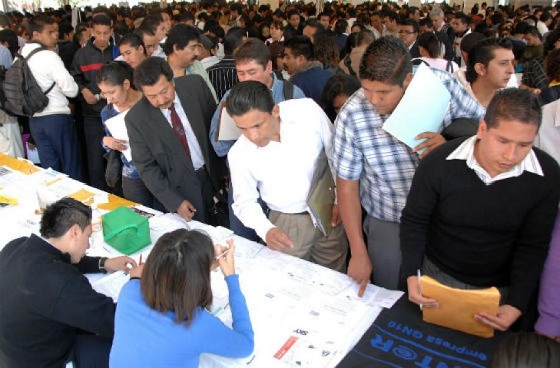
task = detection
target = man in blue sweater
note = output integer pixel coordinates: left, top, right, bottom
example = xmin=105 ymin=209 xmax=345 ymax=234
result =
xmin=401 ymin=88 xmax=560 ymax=332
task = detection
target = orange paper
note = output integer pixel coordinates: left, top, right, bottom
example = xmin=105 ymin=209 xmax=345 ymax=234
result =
xmin=420 ymin=275 xmax=500 ymax=338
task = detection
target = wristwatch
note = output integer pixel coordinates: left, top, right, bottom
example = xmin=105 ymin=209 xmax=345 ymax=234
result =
xmin=98 ymin=257 xmax=108 ymax=272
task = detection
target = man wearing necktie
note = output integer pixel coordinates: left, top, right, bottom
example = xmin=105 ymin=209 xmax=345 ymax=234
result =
xmin=125 ymin=57 xmax=220 ymax=223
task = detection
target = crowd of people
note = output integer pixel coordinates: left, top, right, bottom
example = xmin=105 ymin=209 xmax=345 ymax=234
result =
xmin=1 ymin=0 xmax=560 ymax=367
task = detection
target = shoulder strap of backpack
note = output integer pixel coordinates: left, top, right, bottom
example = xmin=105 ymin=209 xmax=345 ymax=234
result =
xmin=21 ymin=46 xmax=56 ymax=94
xmin=282 ymin=79 xmax=294 ymax=100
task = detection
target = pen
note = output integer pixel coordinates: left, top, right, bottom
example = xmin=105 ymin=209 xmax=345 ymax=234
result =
xmin=139 ymin=255 xmax=143 ymax=265
xmin=417 ymin=269 xmax=423 ymax=311
xmin=215 ymin=248 xmax=230 ymax=260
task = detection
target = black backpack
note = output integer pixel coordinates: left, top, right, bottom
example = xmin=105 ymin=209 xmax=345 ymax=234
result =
xmin=2 ymin=46 xmax=55 ymax=117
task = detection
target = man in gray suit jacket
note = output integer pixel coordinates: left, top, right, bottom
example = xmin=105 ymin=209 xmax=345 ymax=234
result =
xmin=126 ymin=57 xmax=219 ymax=223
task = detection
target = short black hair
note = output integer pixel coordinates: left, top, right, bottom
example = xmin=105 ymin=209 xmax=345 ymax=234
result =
xmin=466 ymin=37 xmax=513 ymax=83
xmin=226 ymin=80 xmax=275 ymax=117
xmin=40 ymin=198 xmax=92 ymax=239
xmin=28 ymin=14 xmax=55 ymax=36
xmin=360 ymin=36 xmax=412 ymax=85
xmin=134 ymin=57 xmax=173 ymax=88
xmin=97 ymin=60 xmax=135 ymax=89
xmin=485 ymin=88 xmax=541 ymax=130
xmin=92 ymin=13 xmax=112 ymax=27
xmin=163 ymin=24 xmax=199 ymax=56
xmin=284 ymin=35 xmax=314 ymax=61
xmin=118 ymin=32 xmax=146 ymax=53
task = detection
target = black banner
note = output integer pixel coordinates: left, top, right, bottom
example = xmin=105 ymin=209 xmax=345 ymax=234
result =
xmin=338 ymin=296 xmax=509 ymax=368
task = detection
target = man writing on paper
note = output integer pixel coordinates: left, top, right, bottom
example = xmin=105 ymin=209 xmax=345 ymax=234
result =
xmin=226 ymin=81 xmax=348 ymax=272
xmin=401 ymin=88 xmax=560 ymax=331
xmin=0 ymin=198 xmax=136 ymax=367
xmin=333 ymin=36 xmax=484 ymax=294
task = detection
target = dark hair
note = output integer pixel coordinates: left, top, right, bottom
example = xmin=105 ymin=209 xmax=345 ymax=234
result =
xmin=466 ymin=37 xmax=513 ymax=83
xmin=490 ymin=332 xmax=560 ymax=368
xmin=418 ymin=17 xmax=434 ymax=29
xmin=0 ymin=29 xmax=18 ymax=58
xmin=92 ymin=13 xmax=112 ymax=27
xmin=270 ymin=20 xmax=284 ymax=31
xmin=224 ymin=26 xmax=247 ymax=55
xmin=334 ymin=19 xmax=348 ymax=35
xmin=139 ymin=13 xmax=163 ymax=34
xmin=524 ymin=25 xmax=543 ymax=41
xmin=134 ymin=57 xmax=173 ymax=88
xmin=284 ymin=35 xmax=314 ymax=61
xmin=360 ymin=36 xmax=412 ymax=85
xmin=314 ymin=32 xmax=339 ymax=69
xmin=97 ymin=61 xmax=135 ymax=89
xmin=417 ymin=32 xmax=441 ymax=58
xmin=118 ymin=32 xmax=146 ymax=53
xmin=28 ymin=14 xmax=55 ymax=35
xmin=546 ymin=49 xmax=560 ymax=82
xmin=40 ymin=198 xmax=92 ymax=238
xmin=399 ymin=18 xmax=419 ymax=33
xmin=544 ymin=29 xmax=560 ymax=53
xmin=163 ymin=24 xmax=199 ymax=56
xmin=58 ymin=22 xmax=74 ymax=39
xmin=453 ymin=12 xmax=470 ymax=25
xmin=485 ymin=88 xmax=541 ymax=129
xmin=234 ymin=38 xmax=271 ymax=68
xmin=320 ymin=74 xmax=361 ymax=121
xmin=226 ymin=80 xmax=274 ymax=117
xmin=141 ymin=229 xmax=214 ymax=325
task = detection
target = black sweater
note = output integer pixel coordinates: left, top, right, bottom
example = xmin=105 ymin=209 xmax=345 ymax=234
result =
xmin=0 ymin=234 xmax=115 ymax=368
xmin=401 ymin=138 xmax=560 ymax=313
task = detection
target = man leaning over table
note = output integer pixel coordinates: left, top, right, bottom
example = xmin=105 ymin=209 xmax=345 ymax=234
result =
xmin=226 ymin=80 xmax=348 ymax=272
xmin=333 ymin=36 xmax=485 ymax=295
xmin=0 ymin=198 xmax=135 ymax=368
xmin=401 ymin=88 xmax=560 ymax=332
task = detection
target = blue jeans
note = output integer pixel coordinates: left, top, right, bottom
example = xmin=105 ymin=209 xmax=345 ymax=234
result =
xmin=29 ymin=114 xmax=83 ymax=181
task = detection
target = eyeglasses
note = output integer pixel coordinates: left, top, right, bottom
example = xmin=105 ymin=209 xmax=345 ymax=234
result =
xmin=398 ymin=30 xmax=417 ymax=35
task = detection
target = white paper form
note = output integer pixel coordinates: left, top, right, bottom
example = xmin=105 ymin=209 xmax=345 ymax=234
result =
xmin=91 ymin=271 xmax=130 ymax=302
xmin=382 ymin=63 xmax=451 ymax=153
xmin=104 ymin=111 xmax=132 ymax=161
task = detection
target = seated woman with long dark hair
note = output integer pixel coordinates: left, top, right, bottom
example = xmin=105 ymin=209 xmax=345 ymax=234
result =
xmin=110 ymin=230 xmax=254 ymax=367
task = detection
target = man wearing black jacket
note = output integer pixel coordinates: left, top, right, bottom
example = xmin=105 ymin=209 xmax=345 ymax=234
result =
xmin=0 ymin=198 xmax=135 ymax=367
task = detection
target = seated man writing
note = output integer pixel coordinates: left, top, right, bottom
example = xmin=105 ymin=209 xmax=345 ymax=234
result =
xmin=0 ymin=198 xmax=135 ymax=367
xmin=401 ymin=88 xmax=560 ymax=331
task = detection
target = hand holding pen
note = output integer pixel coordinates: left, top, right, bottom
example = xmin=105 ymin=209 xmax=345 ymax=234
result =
xmin=215 ymin=239 xmax=235 ymax=277
xmin=407 ymin=269 xmax=439 ymax=309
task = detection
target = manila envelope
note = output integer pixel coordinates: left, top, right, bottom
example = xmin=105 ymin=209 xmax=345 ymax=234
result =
xmin=420 ymin=275 xmax=500 ymax=338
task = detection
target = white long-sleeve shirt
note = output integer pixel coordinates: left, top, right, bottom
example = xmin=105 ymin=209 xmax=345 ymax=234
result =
xmin=228 ymin=98 xmax=334 ymax=240
xmin=21 ymin=43 xmax=78 ymax=117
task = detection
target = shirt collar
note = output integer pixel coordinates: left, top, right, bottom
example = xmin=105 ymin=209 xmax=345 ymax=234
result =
xmin=446 ymin=135 xmax=544 ymax=185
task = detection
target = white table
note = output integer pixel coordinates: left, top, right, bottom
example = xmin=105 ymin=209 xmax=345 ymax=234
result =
xmin=0 ymin=156 xmax=402 ymax=367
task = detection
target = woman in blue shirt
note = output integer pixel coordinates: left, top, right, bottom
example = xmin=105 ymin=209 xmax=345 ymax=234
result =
xmin=110 ymin=229 xmax=254 ymax=367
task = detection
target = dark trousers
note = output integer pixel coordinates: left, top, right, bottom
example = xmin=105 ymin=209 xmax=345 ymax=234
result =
xmin=29 ymin=114 xmax=83 ymax=181
xmin=194 ymin=166 xmax=214 ymax=224
xmin=83 ymin=116 xmax=108 ymax=191
xmin=122 ymin=176 xmax=163 ymax=211
xmin=71 ymin=335 xmax=112 ymax=368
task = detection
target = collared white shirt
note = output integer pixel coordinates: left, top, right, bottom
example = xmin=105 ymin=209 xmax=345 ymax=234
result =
xmin=537 ymin=99 xmax=560 ymax=165
xmin=160 ymin=95 xmax=205 ymax=170
xmin=228 ymin=98 xmax=334 ymax=240
xmin=446 ymin=135 xmax=543 ymax=185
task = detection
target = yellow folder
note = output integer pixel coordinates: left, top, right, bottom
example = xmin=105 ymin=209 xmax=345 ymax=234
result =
xmin=420 ymin=275 xmax=500 ymax=338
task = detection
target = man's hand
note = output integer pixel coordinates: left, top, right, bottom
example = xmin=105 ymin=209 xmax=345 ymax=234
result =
xmin=413 ymin=132 xmax=446 ymax=159
xmin=331 ymin=204 xmax=341 ymax=227
xmin=104 ymin=256 xmax=137 ymax=273
xmin=406 ymin=276 xmax=439 ymax=309
xmin=347 ymin=252 xmax=372 ymax=297
xmin=265 ymin=227 xmax=294 ymax=252
xmin=81 ymin=88 xmax=98 ymax=105
xmin=176 ymin=200 xmax=197 ymax=221
xmin=475 ymin=304 xmax=522 ymax=331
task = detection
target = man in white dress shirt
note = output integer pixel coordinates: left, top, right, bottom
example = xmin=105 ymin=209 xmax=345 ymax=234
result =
xmin=226 ymin=81 xmax=348 ymax=272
